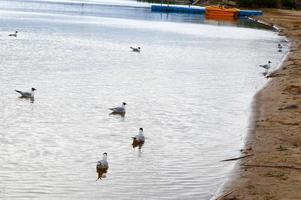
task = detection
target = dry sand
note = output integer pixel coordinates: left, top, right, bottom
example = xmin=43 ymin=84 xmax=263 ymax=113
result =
xmin=217 ymin=9 xmax=301 ymax=200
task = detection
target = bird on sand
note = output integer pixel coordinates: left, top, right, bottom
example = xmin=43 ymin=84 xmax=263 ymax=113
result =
xmin=96 ymin=152 xmax=109 ymax=180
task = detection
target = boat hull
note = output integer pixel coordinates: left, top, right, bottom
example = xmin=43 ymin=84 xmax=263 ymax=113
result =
xmin=205 ymin=6 xmax=239 ymax=19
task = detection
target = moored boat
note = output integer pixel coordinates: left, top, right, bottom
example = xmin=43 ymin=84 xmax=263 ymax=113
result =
xmin=205 ymin=5 xmax=239 ymax=19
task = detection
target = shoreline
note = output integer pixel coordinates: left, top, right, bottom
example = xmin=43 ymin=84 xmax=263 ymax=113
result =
xmin=217 ymin=9 xmax=301 ymax=200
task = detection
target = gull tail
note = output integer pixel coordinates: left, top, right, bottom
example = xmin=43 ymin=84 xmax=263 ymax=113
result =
xmin=15 ymin=90 xmax=22 ymax=94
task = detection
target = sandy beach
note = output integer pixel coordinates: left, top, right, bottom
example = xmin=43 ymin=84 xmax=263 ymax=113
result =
xmin=218 ymin=9 xmax=301 ymax=200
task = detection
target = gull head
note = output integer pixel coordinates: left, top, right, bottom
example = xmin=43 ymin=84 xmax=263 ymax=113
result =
xmin=102 ymin=152 xmax=108 ymax=160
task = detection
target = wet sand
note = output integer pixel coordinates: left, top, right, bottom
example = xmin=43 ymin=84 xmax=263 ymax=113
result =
xmin=218 ymin=9 xmax=301 ymax=200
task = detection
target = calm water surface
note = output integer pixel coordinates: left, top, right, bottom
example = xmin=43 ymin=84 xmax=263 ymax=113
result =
xmin=0 ymin=0 xmax=287 ymax=199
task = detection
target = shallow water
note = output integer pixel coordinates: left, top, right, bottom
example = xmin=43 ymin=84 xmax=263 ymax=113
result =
xmin=0 ymin=0 xmax=287 ymax=199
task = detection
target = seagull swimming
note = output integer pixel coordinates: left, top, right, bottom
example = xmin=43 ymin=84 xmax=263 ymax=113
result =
xmin=130 ymin=46 xmax=141 ymax=53
xmin=132 ymin=128 xmax=145 ymax=149
xmin=109 ymin=102 xmax=126 ymax=114
xmin=259 ymin=61 xmax=272 ymax=70
xmin=8 ymin=31 xmax=18 ymax=37
xmin=15 ymin=88 xmax=36 ymax=98
xmin=96 ymin=152 xmax=109 ymax=180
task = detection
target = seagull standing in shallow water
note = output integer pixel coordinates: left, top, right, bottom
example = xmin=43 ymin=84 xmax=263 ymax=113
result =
xmin=130 ymin=46 xmax=141 ymax=53
xmin=109 ymin=102 xmax=126 ymax=115
xmin=132 ymin=128 xmax=145 ymax=149
xmin=8 ymin=31 xmax=18 ymax=37
xmin=278 ymin=44 xmax=283 ymax=49
xmin=96 ymin=152 xmax=109 ymax=180
xmin=15 ymin=88 xmax=36 ymax=98
xmin=259 ymin=61 xmax=272 ymax=70
xmin=278 ymin=44 xmax=283 ymax=52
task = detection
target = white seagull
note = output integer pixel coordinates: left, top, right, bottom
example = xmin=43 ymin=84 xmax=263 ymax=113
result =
xmin=96 ymin=152 xmax=109 ymax=180
xmin=259 ymin=61 xmax=272 ymax=70
xmin=15 ymin=88 xmax=36 ymax=98
xmin=109 ymin=102 xmax=126 ymax=114
xmin=8 ymin=31 xmax=18 ymax=37
xmin=132 ymin=128 xmax=145 ymax=149
xmin=130 ymin=46 xmax=141 ymax=53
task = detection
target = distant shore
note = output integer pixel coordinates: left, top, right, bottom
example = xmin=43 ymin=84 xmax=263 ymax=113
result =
xmin=216 ymin=9 xmax=301 ymax=200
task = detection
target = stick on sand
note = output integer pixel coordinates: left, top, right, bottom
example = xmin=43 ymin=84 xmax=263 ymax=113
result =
xmin=220 ymin=154 xmax=254 ymax=162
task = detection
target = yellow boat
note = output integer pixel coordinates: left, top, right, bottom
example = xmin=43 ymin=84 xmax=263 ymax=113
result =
xmin=205 ymin=6 xmax=239 ymax=19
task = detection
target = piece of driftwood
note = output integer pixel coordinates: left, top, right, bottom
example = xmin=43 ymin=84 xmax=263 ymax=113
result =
xmin=215 ymin=190 xmax=234 ymax=200
xmin=241 ymin=164 xmax=301 ymax=170
xmin=220 ymin=154 xmax=254 ymax=162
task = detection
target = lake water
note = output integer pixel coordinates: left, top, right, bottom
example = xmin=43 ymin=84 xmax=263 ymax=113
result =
xmin=0 ymin=0 xmax=287 ymax=199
